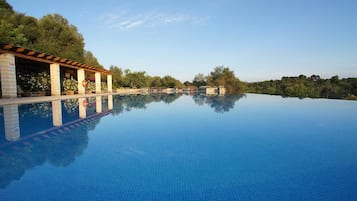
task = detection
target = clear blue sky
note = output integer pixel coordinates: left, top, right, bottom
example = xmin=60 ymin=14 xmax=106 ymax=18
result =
xmin=7 ymin=0 xmax=357 ymax=82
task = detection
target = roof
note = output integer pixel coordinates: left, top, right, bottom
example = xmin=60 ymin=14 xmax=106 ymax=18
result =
xmin=0 ymin=43 xmax=112 ymax=75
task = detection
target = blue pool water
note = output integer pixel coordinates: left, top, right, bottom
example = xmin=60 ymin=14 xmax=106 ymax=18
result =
xmin=0 ymin=93 xmax=357 ymax=201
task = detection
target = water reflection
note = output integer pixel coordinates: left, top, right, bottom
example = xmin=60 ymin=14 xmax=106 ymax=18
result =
xmin=0 ymin=96 xmax=112 ymax=143
xmin=0 ymin=93 xmax=241 ymax=144
xmin=0 ymin=94 xmax=243 ymax=188
xmin=193 ymin=94 xmax=245 ymax=113
xmin=3 ymin=105 xmax=20 ymax=141
xmin=108 ymin=95 xmax=113 ymax=110
xmin=111 ymin=94 xmax=182 ymax=115
xmin=52 ymin=100 xmax=62 ymax=126
xmin=0 ymin=95 xmax=113 ymax=188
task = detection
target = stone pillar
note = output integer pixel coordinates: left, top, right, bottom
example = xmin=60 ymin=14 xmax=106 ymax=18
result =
xmin=77 ymin=69 xmax=85 ymax=95
xmin=108 ymin=95 xmax=113 ymax=110
xmin=50 ymin=63 xmax=61 ymax=96
xmin=107 ymin=74 xmax=113 ymax=93
xmin=0 ymin=54 xmax=17 ymax=98
xmin=78 ymin=98 xmax=87 ymax=118
xmin=96 ymin=96 xmax=102 ymax=113
xmin=4 ymin=105 xmax=20 ymax=141
xmin=95 ymin=72 xmax=101 ymax=93
xmin=52 ymin=100 xmax=62 ymax=126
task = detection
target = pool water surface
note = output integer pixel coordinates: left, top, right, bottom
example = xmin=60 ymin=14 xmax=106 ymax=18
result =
xmin=0 ymin=93 xmax=357 ymax=201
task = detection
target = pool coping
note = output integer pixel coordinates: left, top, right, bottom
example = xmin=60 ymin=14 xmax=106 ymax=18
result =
xmin=0 ymin=93 xmax=119 ymax=106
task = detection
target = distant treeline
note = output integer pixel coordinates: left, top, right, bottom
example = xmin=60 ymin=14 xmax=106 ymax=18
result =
xmin=246 ymin=75 xmax=357 ymax=100
xmin=109 ymin=65 xmax=245 ymax=94
xmin=109 ymin=66 xmax=183 ymax=89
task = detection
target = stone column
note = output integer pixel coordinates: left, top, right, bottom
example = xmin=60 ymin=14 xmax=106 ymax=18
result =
xmin=107 ymin=74 xmax=113 ymax=93
xmin=0 ymin=54 xmax=17 ymax=98
xmin=77 ymin=69 xmax=85 ymax=95
xmin=95 ymin=72 xmax=101 ymax=93
xmin=3 ymin=105 xmax=20 ymax=141
xmin=78 ymin=98 xmax=87 ymax=118
xmin=52 ymin=100 xmax=62 ymax=126
xmin=96 ymin=96 xmax=102 ymax=113
xmin=108 ymin=95 xmax=113 ymax=110
xmin=50 ymin=63 xmax=61 ymax=96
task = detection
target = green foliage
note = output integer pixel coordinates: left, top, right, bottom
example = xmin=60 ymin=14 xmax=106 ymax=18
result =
xmin=121 ymin=70 xmax=148 ymax=88
xmin=36 ymin=14 xmax=85 ymax=62
xmin=148 ymin=75 xmax=182 ymax=88
xmin=109 ymin=66 xmax=183 ymax=89
xmin=8 ymin=13 xmax=39 ymax=47
xmin=0 ymin=1 xmax=24 ymax=44
xmin=191 ymin=66 xmax=244 ymax=94
xmin=109 ymin=65 xmax=123 ymax=88
xmin=183 ymin=81 xmax=192 ymax=86
xmin=84 ymin=50 xmax=103 ymax=68
xmin=0 ymin=0 xmax=13 ymax=20
xmin=62 ymin=77 xmax=78 ymax=91
xmin=206 ymin=66 xmax=244 ymax=93
xmin=1 ymin=1 xmax=101 ymax=66
xmin=0 ymin=0 xmax=13 ymax=11
xmin=150 ymin=76 xmax=163 ymax=87
xmin=246 ymin=75 xmax=357 ymax=100
xmin=161 ymin=75 xmax=182 ymax=88
xmin=193 ymin=73 xmax=207 ymax=87
xmin=0 ymin=20 xmax=27 ymax=45
xmin=17 ymin=71 xmax=50 ymax=91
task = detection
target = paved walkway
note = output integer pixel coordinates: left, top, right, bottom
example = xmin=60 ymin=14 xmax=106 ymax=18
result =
xmin=0 ymin=93 xmax=119 ymax=106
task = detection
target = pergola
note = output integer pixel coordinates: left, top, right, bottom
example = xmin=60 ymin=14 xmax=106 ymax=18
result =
xmin=0 ymin=43 xmax=113 ymax=98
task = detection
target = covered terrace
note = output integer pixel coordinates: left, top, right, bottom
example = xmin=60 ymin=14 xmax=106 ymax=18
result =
xmin=0 ymin=43 xmax=112 ymax=98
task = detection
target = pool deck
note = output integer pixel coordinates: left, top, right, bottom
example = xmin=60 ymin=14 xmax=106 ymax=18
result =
xmin=0 ymin=93 xmax=119 ymax=106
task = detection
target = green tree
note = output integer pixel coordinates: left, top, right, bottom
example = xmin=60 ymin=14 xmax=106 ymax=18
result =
xmin=193 ymin=73 xmax=207 ymax=87
xmin=84 ymin=50 xmax=103 ymax=68
xmin=331 ymin=75 xmax=339 ymax=84
xmin=0 ymin=0 xmax=14 ymax=19
xmin=9 ymin=13 xmax=39 ymax=47
xmin=109 ymin=65 xmax=123 ymax=88
xmin=1 ymin=0 xmax=106 ymax=70
xmin=0 ymin=1 xmax=24 ymax=45
xmin=207 ymin=66 xmax=244 ymax=93
xmin=122 ymin=70 xmax=148 ymax=88
xmin=183 ymin=81 xmax=192 ymax=86
xmin=161 ymin=75 xmax=182 ymax=88
xmin=0 ymin=20 xmax=27 ymax=45
xmin=36 ymin=14 xmax=85 ymax=62
xmin=150 ymin=76 xmax=162 ymax=87
xmin=246 ymin=74 xmax=357 ymax=100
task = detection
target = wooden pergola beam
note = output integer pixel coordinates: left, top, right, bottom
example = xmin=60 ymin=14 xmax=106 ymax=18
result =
xmin=0 ymin=44 xmax=112 ymax=75
xmin=16 ymin=47 xmax=25 ymax=53
xmin=3 ymin=44 xmax=13 ymax=49
xmin=27 ymin=51 xmax=36 ymax=56
xmin=37 ymin=53 xmax=46 ymax=58
xmin=46 ymin=55 xmax=54 ymax=60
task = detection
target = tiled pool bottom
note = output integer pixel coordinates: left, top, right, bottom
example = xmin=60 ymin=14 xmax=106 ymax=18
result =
xmin=1 ymin=94 xmax=357 ymax=200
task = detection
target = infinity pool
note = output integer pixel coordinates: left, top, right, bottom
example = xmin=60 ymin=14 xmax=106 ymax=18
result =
xmin=1 ymin=94 xmax=357 ymax=200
